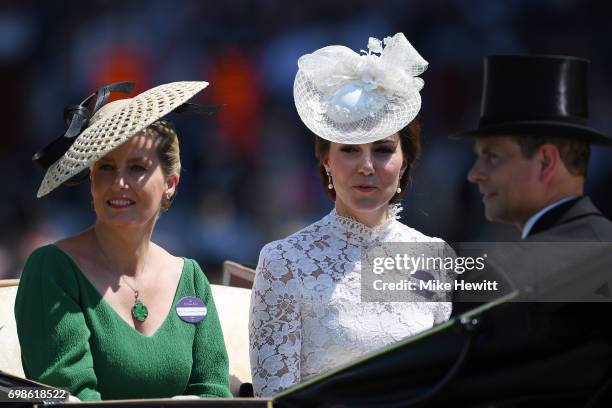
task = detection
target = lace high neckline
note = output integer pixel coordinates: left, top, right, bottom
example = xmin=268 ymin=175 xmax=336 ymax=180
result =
xmin=327 ymin=203 xmax=403 ymax=243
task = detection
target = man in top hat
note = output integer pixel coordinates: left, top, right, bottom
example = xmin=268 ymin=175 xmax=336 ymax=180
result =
xmin=457 ymin=55 xmax=612 ymax=299
xmin=452 ymin=55 xmax=612 ymax=404
xmin=463 ymin=55 xmax=612 ymax=244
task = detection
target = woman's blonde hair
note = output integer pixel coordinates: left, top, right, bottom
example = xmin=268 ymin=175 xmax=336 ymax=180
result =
xmin=149 ymin=120 xmax=180 ymax=210
xmin=148 ymin=119 xmax=181 ymax=177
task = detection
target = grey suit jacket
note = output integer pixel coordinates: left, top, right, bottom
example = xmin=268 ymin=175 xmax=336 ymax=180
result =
xmin=527 ymin=195 xmax=612 ymax=242
xmin=455 ymin=196 xmax=612 ymax=302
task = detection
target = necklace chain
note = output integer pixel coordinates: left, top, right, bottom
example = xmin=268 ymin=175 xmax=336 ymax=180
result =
xmin=120 ymin=275 xmax=140 ymax=298
xmin=93 ymin=231 xmax=151 ymax=322
xmin=93 ymin=231 xmax=148 ymax=298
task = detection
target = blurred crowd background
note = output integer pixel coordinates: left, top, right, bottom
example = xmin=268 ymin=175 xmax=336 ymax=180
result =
xmin=1 ymin=0 xmax=611 ymax=280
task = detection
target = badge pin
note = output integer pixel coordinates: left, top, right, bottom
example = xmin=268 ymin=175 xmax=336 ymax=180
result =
xmin=176 ymin=296 xmax=207 ymax=323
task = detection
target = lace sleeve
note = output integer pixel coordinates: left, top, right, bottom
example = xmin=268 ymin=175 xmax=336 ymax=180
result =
xmin=433 ymin=242 xmax=455 ymax=324
xmin=249 ymin=242 xmax=302 ymax=397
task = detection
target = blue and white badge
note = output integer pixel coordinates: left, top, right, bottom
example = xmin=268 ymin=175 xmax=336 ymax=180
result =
xmin=176 ymin=296 xmax=207 ymax=323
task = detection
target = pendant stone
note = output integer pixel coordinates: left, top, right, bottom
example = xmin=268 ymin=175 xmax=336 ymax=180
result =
xmin=132 ymin=300 xmax=149 ymax=322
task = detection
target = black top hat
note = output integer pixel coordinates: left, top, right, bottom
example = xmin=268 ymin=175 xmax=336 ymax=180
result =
xmin=457 ymin=54 xmax=612 ymax=145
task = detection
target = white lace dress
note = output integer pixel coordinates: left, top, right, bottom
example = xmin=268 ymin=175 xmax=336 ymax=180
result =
xmin=248 ymin=207 xmax=453 ymax=397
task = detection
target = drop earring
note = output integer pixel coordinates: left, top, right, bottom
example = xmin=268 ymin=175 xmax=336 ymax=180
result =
xmin=327 ymin=172 xmax=333 ymax=190
xmin=161 ymin=194 xmax=171 ymax=211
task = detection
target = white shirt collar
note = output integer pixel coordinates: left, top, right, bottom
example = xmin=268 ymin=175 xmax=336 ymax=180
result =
xmin=521 ymin=196 xmax=579 ymax=239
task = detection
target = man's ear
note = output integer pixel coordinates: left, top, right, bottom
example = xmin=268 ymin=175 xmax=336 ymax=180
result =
xmin=537 ymin=144 xmax=560 ymax=182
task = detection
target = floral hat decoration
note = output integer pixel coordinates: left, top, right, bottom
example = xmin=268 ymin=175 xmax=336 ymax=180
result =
xmin=293 ymin=32 xmax=428 ymax=144
xmin=34 ymin=81 xmax=219 ymax=198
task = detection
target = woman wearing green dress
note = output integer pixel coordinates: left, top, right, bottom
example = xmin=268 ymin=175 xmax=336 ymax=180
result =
xmin=15 ymin=81 xmax=231 ymax=401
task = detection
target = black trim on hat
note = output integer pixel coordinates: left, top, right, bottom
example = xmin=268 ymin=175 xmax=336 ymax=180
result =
xmin=32 ymin=81 xmax=136 ymax=169
xmin=33 ymin=83 xmax=224 ymax=190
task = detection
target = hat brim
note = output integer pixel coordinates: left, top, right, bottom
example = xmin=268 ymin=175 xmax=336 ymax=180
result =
xmin=452 ymin=120 xmax=612 ymax=146
xmin=37 ymin=81 xmax=208 ymax=198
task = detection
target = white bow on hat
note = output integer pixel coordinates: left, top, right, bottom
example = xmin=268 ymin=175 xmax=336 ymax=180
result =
xmin=294 ymin=33 xmax=428 ymax=144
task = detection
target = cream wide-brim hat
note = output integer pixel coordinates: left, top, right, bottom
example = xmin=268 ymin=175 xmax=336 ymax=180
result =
xmin=37 ymin=81 xmax=207 ymax=198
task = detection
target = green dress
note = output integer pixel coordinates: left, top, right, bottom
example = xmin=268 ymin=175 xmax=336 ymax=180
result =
xmin=14 ymin=245 xmax=231 ymax=401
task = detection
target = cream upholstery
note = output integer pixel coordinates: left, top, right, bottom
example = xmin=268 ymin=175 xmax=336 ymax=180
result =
xmin=0 ymin=279 xmax=252 ymax=396
xmin=0 ymin=280 xmax=24 ymax=378
xmin=210 ymin=284 xmax=252 ymax=394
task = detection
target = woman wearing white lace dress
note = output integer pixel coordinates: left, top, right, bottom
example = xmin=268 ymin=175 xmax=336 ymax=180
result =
xmin=249 ymin=33 xmax=453 ymax=397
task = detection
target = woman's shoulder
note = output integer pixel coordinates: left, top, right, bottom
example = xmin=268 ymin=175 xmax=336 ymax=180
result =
xmin=53 ymin=230 xmax=97 ymax=266
xmin=392 ymin=221 xmax=456 ymax=261
xmin=260 ymin=215 xmax=331 ymax=257
xmin=174 ymin=251 xmax=211 ymax=286
xmin=19 ymin=244 xmax=81 ymax=297
xmin=180 ymin=256 xmax=202 ymax=278
xmin=151 ymin=242 xmax=185 ymax=269
xmin=177 ymin=258 xmax=217 ymax=305
xmin=25 ymin=243 xmax=74 ymax=269
xmin=392 ymin=220 xmax=446 ymax=243
xmin=256 ymin=217 xmax=331 ymax=282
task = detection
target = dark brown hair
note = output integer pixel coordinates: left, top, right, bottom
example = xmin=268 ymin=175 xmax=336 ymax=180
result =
xmin=510 ymin=135 xmax=590 ymax=177
xmin=314 ymin=119 xmax=421 ymax=203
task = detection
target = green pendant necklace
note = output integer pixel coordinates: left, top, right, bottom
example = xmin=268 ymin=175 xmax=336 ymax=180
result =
xmin=121 ymin=276 xmax=149 ymax=322
xmin=95 ymin=232 xmax=150 ymax=322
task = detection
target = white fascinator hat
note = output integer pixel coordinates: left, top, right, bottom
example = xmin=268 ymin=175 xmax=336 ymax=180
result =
xmin=294 ymin=33 xmax=428 ymax=144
